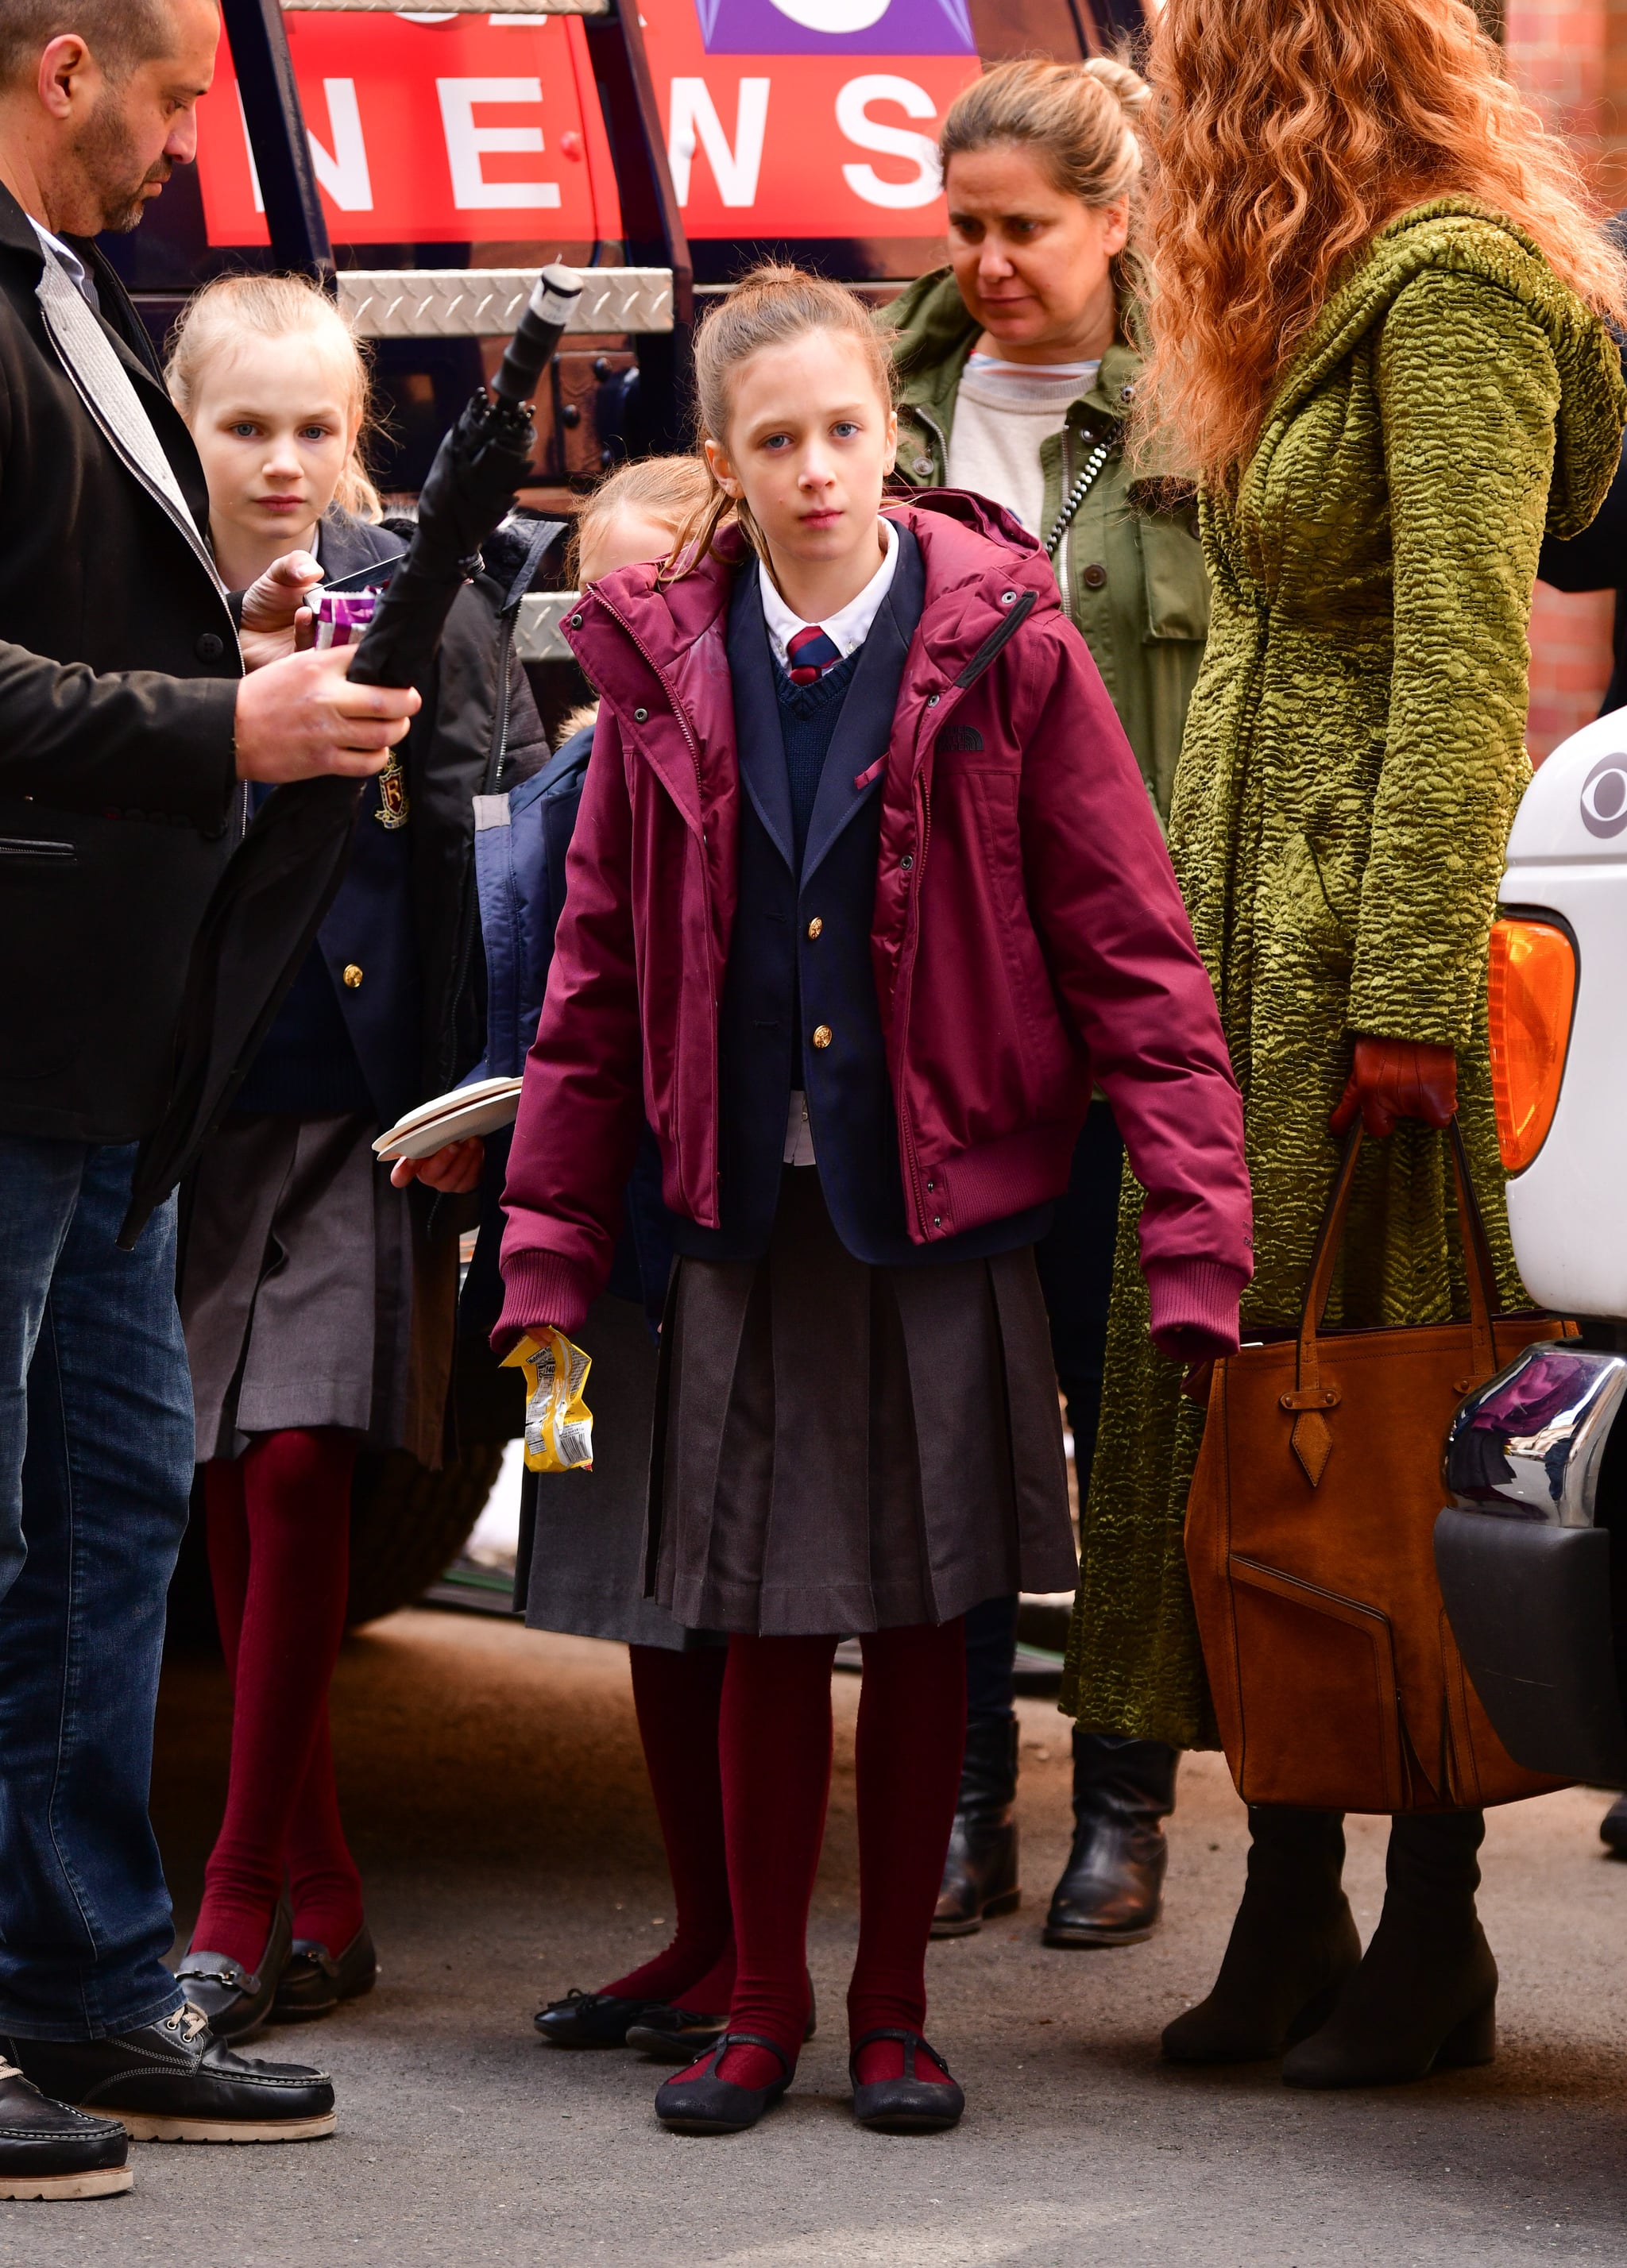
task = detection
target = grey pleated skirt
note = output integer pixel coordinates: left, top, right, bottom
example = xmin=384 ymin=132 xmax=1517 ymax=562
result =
xmin=649 ymin=1168 xmax=1077 ymax=1636
xmin=180 ymin=1111 xmax=457 ymax=1467
xmin=523 ymin=1292 xmax=720 ymax=1652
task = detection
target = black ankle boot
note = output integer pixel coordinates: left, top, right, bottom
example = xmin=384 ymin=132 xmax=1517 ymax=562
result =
xmin=1282 ymin=1810 xmax=1495 ymax=2088
xmin=1045 ymin=1731 xmax=1177 ymax=1948
xmin=931 ymin=1716 xmax=1019 ymax=1938
xmin=1162 ymin=1806 xmax=1360 ymax=2064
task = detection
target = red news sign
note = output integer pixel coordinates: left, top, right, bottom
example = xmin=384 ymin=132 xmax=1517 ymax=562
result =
xmin=195 ymin=6 xmax=981 ymax=249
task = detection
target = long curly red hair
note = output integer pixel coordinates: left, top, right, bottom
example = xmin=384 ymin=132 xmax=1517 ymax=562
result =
xmin=1139 ymin=0 xmax=1627 ymax=487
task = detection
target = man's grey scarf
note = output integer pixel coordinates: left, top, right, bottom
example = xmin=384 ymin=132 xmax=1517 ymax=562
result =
xmin=34 ymin=241 xmax=225 ymax=598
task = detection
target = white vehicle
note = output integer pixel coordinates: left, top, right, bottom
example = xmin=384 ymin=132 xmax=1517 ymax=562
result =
xmin=1435 ymin=716 xmax=1627 ymax=1783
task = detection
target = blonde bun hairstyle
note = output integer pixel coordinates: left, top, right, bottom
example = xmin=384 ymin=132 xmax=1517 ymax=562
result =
xmin=937 ymin=56 xmax=1150 ymax=319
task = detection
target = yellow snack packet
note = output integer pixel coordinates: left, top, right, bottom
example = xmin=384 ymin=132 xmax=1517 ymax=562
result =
xmin=502 ymin=1328 xmax=594 ymax=1473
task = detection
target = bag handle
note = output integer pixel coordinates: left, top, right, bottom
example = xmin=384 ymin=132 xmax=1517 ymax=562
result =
xmin=1285 ymin=1118 xmax=1498 ymax=1485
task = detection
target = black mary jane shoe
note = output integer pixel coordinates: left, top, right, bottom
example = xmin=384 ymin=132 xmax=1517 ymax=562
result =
xmin=654 ymin=2033 xmax=793 ymax=2135
xmin=270 ymin=1924 xmax=378 ymax=2024
xmin=174 ymin=1903 xmax=292 ymax=2042
xmin=849 ymin=2028 xmax=964 ymax=2135
xmin=627 ymin=1974 xmax=817 ymax=2063
xmin=534 ymin=1990 xmax=674 ymax=2049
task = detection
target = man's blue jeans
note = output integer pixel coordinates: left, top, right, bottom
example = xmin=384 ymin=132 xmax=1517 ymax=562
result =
xmin=0 ymin=1136 xmax=191 ymax=2039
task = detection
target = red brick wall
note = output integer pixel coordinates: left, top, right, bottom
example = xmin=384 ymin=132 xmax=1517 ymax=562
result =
xmin=1506 ymin=0 xmax=1619 ymax=757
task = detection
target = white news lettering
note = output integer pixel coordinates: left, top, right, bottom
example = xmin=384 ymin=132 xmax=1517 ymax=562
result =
xmin=836 ymin=74 xmax=941 ymax=209
xmin=310 ymin=79 xmax=373 ymax=211
xmin=436 ymin=76 xmax=562 ymax=210
xmin=238 ymin=79 xmax=374 ymax=214
xmin=667 ymin=77 xmax=771 ymax=208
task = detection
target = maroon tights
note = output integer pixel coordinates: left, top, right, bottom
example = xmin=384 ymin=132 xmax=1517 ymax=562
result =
xmin=601 ymin=1644 xmax=736 ymax=2011
xmin=704 ymin=1621 xmax=967 ymax=2090
xmin=192 ymin=1429 xmax=365 ymax=1971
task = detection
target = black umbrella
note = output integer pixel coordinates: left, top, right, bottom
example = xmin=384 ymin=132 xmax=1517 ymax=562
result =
xmin=118 ymin=269 xmax=583 ymax=1247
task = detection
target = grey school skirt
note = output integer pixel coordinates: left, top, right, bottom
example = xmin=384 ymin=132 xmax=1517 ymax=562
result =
xmin=523 ymin=1292 xmax=719 ymax=1652
xmin=648 ymin=1168 xmax=1077 ymax=1636
xmin=180 ymin=1111 xmax=457 ymax=1468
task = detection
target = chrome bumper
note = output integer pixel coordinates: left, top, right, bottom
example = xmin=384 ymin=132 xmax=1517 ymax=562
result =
xmin=1434 ymin=1343 xmax=1627 ymax=1783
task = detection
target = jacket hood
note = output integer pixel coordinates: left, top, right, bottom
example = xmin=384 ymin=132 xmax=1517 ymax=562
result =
xmin=1269 ymin=196 xmax=1627 ymax=539
xmin=579 ymin=493 xmax=1062 ymax=687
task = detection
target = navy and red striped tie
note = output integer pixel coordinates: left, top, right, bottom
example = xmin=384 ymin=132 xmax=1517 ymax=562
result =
xmin=786 ymin=624 xmax=842 ymax=686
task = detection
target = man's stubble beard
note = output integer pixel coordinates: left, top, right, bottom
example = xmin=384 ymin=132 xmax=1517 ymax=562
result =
xmin=75 ymin=87 xmax=168 ymax=234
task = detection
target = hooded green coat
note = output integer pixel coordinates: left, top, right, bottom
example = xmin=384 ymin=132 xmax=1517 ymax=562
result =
xmin=1062 ymin=199 xmax=1627 ymax=1750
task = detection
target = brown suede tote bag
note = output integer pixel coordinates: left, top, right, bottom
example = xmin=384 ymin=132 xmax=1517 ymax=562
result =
xmin=1185 ymin=1120 xmax=1571 ymax=1814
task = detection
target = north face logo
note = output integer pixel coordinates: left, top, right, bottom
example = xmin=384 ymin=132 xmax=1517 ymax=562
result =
xmin=938 ymin=724 xmax=984 ymax=753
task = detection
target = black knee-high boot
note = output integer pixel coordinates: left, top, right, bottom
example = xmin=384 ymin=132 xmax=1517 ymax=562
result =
xmin=1281 ymin=1808 xmax=1494 ymax=2088
xmin=1161 ymin=1806 xmax=1360 ymax=2063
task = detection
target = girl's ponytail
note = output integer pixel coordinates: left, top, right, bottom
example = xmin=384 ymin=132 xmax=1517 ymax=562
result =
xmin=666 ymin=263 xmax=898 ymax=579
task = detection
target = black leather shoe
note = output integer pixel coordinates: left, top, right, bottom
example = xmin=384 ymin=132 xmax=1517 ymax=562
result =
xmin=175 ymin=1903 xmax=291 ymax=2042
xmin=627 ymin=1974 xmax=817 ymax=2062
xmin=1601 ymin=1793 xmax=1627 ymax=1854
xmin=849 ymin=2028 xmax=964 ymax=2134
xmin=932 ymin=1717 xmax=1020 ymax=1938
xmin=1045 ymin=1732 xmax=1178 ymax=1948
xmin=654 ymin=2033 xmax=793 ymax=2134
xmin=0 ymin=2059 xmax=130 ymax=2200
xmin=4 ymin=2002 xmax=336 ymax=2142
xmin=271 ymin=1924 xmax=377 ymax=2023
xmin=535 ymin=1989 xmax=676 ymax=2048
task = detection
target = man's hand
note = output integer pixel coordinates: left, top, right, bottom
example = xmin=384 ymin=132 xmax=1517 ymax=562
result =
xmin=1329 ymin=1035 xmax=1457 ymax=1140
xmin=389 ymin=1138 xmax=484 ymax=1194
xmin=238 ymin=550 xmax=323 ymax=671
xmin=234 ymin=647 xmax=419 ymax=784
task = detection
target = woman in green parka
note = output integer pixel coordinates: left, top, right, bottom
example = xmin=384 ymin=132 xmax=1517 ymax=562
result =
xmin=889 ymin=57 xmax=1212 ymax=1956
xmin=1063 ymin=0 xmax=1627 ymax=2088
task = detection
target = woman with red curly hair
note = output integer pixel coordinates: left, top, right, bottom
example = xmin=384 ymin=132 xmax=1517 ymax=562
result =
xmin=1063 ymin=0 xmax=1627 ymax=2087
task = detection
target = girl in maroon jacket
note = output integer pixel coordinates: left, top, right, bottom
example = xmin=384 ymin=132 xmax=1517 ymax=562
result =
xmin=495 ymin=265 xmax=1250 ymax=2139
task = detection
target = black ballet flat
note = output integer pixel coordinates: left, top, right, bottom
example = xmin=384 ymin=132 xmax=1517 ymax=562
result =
xmin=174 ymin=1903 xmax=292 ymax=2042
xmin=623 ymin=2007 xmax=729 ymax=2063
xmin=270 ymin=1922 xmax=378 ymax=2023
xmin=627 ymin=1974 xmax=817 ymax=2062
xmin=535 ymin=1989 xmax=674 ymax=2048
xmin=849 ymin=2027 xmax=964 ymax=2134
xmin=654 ymin=2033 xmax=793 ymax=2134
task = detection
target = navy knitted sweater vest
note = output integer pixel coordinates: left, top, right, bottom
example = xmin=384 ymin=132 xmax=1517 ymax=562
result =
xmin=776 ymin=643 xmax=861 ymax=869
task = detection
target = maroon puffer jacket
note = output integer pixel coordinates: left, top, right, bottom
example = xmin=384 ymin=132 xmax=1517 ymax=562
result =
xmin=496 ymin=496 xmax=1252 ymax=1354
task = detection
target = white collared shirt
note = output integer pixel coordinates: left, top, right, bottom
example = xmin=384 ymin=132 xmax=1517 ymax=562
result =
xmin=29 ymin=218 xmax=95 ymax=310
xmin=758 ymin=515 xmax=899 ymax=672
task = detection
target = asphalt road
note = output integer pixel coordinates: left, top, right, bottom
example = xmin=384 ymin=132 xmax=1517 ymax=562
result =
xmin=17 ymin=1608 xmax=1627 ymax=2266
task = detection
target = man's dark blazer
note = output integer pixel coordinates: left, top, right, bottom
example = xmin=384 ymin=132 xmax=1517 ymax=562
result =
xmin=0 ymin=181 xmax=240 ymax=1146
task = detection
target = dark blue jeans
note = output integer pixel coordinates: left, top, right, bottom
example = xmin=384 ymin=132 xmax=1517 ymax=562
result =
xmin=0 ymin=1138 xmax=191 ymax=2040
xmin=968 ymin=1101 xmax=1123 ymax=1733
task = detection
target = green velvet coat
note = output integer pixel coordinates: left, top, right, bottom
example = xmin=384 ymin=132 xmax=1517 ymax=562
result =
xmin=1061 ymin=199 xmax=1627 ymax=1750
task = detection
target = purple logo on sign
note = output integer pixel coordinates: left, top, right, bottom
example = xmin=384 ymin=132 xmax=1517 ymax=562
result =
xmin=694 ymin=0 xmax=976 ymax=54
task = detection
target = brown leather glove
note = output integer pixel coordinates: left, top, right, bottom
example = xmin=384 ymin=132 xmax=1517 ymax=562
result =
xmin=1328 ymin=1035 xmax=1457 ymax=1140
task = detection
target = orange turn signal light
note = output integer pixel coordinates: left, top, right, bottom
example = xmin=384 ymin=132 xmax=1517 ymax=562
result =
xmin=1486 ymin=918 xmax=1577 ymax=1172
